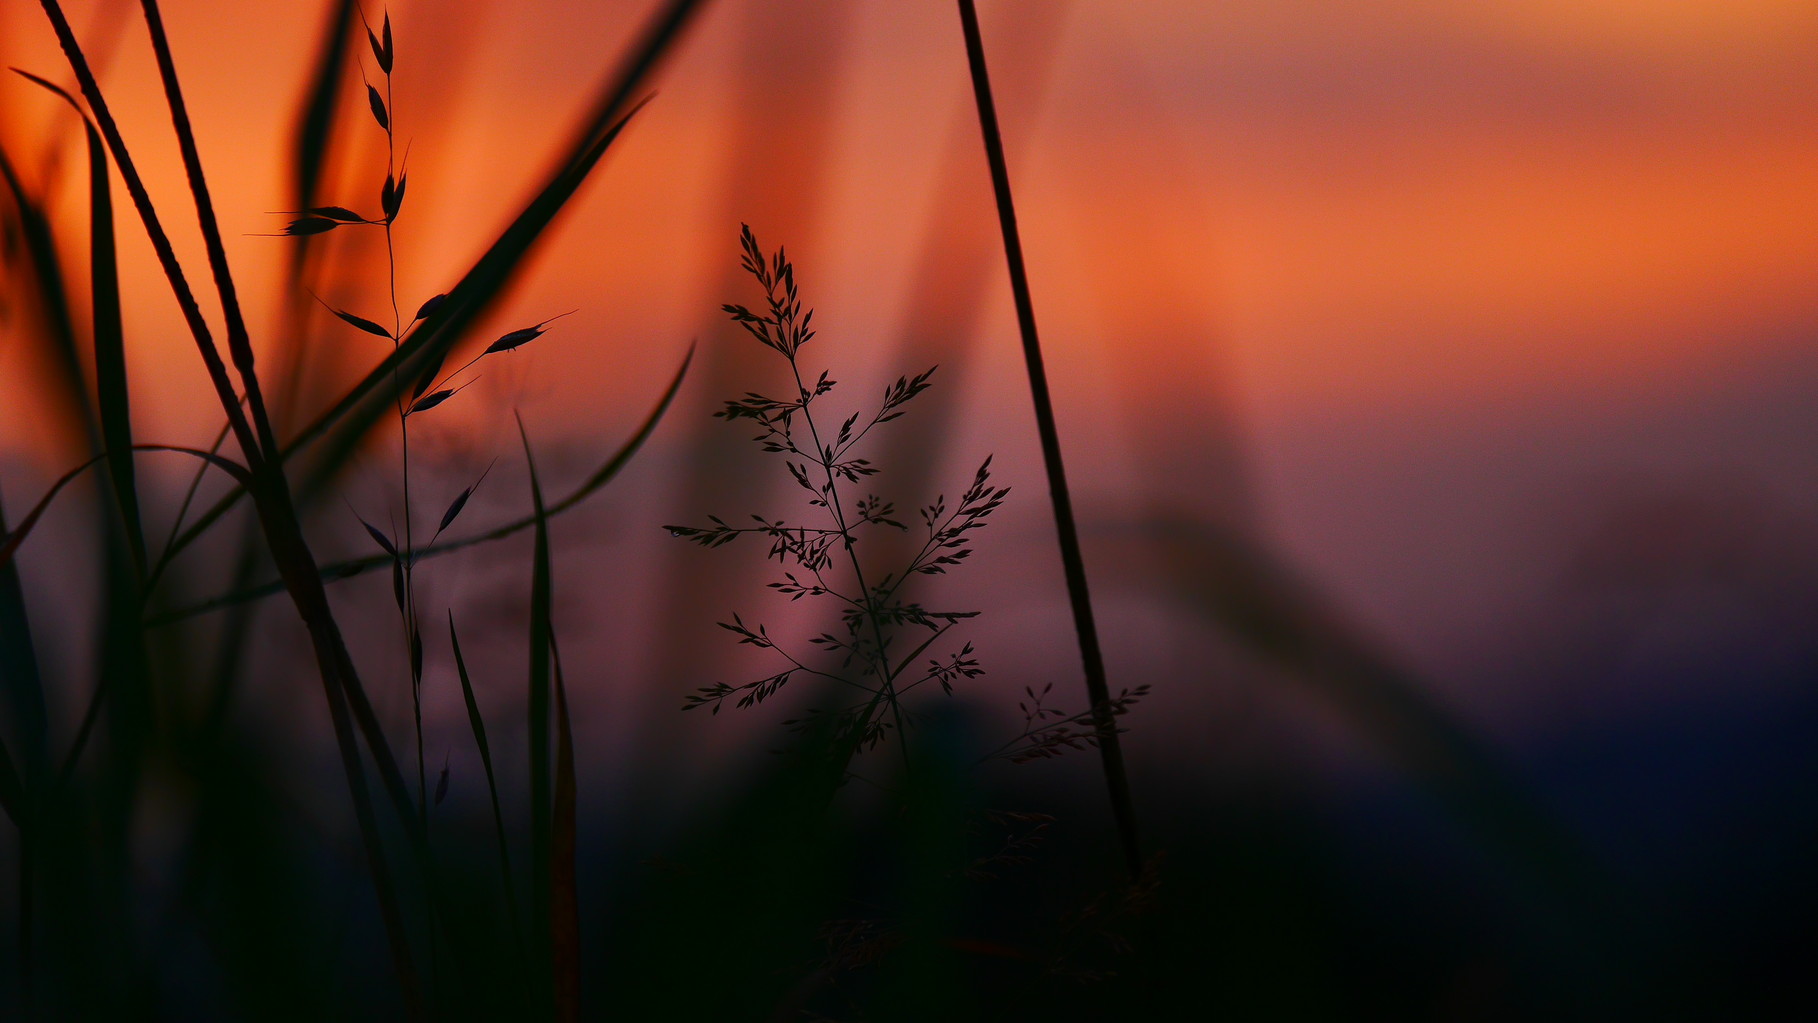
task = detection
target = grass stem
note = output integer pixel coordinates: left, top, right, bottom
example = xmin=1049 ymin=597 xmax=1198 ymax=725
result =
xmin=955 ymin=0 xmax=1142 ymax=878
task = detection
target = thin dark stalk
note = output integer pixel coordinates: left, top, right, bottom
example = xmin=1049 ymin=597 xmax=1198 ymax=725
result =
xmin=373 ymin=23 xmax=427 ymax=842
xmin=548 ymin=632 xmax=580 ymax=1022
xmin=955 ymin=0 xmax=1141 ymax=878
xmin=145 ymin=409 xmax=236 ymax=593
xmin=17 ymin=811 xmax=31 ymax=1015
xmin=448 ymin=614 xmax=526 ymax=972
xmin=518 ymin=413 xmax=554 ymax=1016
xmin=137 ymin=0 xmax=281 ymax=462
xmin=319 ymin=631 xmax=425 ymax=1016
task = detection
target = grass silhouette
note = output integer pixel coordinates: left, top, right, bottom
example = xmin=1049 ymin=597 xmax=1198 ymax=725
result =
xmin=0 ymin=1 xmax=1730 ymax=1019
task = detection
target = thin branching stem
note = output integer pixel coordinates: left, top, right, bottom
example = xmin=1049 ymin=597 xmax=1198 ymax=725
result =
xmin=786 ymin=359 xmax=912 ymax=772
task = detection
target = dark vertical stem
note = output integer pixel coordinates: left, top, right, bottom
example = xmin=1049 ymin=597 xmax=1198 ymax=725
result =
xmin=16 ymin=806 xmax=31 ymax=1017
xmin=137 ymin=0 xmax=282 ymax=462
xmin=519 ymin=416 xmax=554 ymax=1015
xmin=955 ymin=0 xmax=1141 ymax=878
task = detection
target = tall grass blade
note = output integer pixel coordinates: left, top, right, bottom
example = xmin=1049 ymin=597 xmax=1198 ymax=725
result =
xmin=0 ymin=485 xmax=50 ymax=788
xmin=269 ymin=0 xmax=357 ymax=427
xmin=549 ymin=633 xmax=580 ymax=1021
xmin=0 ymin=733 xmax=21 ymax=826
xmin=0 ymin=134 xmax=93 ymax=449
xmin=518 ymin=413 xmax=554 ymax=1012
xmin=448 ymin=613 xmax=524 ymax=959
xmin=293 ymin=0 xmax=357 ymax=228
xmin=0 ymin=485 xmax=42 ymax=1003
xmin=82 ymin=95 xmax=139 ymax=574
xmin=137 ymin=0 xmax=282 ymax=461
xmin=954 ymin=0 xmax=1141 ymax=877
xmin=153 ymin=344 xmax=692 ymax=623
xmin=11 ymin=71 xmax=143 ymax=573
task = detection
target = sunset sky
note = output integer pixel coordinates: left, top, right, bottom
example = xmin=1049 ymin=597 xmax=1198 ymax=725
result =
xmin=4 ymin=0 xmax=1818 ymax=754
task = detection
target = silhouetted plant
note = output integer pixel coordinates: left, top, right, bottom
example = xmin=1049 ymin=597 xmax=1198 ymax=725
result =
xmin=3 ymin=1 xmax=704 ymax=1014
xmin=281 ymin=7 xmax=575 ymax=839
xmin=668 ymin=225 xmax=1004 ymax=775
xmin=984 ymin=681 xmax=1152 ymax=766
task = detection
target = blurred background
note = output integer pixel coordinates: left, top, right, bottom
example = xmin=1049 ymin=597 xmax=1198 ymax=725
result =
xmin=3 ymin=0 xmax=1817 ymax=1017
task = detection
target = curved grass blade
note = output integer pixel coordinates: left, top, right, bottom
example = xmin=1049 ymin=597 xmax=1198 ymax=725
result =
xmin=151 ymin=343 xmax=691 ymax=623
xmin=0 ymin=122 xmax=96 ymax=454
xmin=519 ymin=413 xmax=555 ymax=1011
xmin=293 ymin=0 xmax=357 ymax=234
xmin=1 ymin=442 xmax=249 ymax=730
xmin=549 ymin=631 xmax=580 ymax=1021
xmin=0 ymin=455 xmax=104 ymax=575
xmin=144 ymin=409 xmax=237 ymax=593
xmin=449 ymin=612 xmax=524 ymax=958
xmin=0 ymin=484 xmax=49 ymax=796
xmin=0 ymin=735 xmax=19 ymax=826
xmin=1 ymin=445 xmax=248 ymax=576
xmin=12 ymin=70 xmax=142 ymax=574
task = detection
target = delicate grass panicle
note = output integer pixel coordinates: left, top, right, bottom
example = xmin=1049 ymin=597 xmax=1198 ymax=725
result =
xmin=668 ymin=227 xmax=1007 ymax=780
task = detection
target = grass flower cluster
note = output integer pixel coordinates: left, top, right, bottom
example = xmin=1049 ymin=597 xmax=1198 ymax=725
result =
xmin=668 ymin=227 xmax=1005 ymax=779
